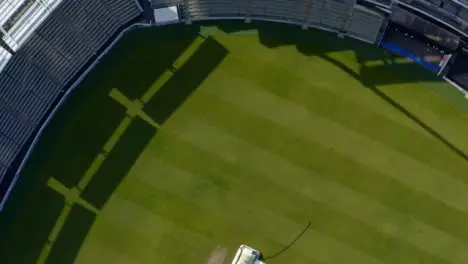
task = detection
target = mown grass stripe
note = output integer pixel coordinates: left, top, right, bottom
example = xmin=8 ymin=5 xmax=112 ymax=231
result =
xmin=77 ymin=223 xmax=159 ymax=264
xmin=200 ymin=70 xmax=468 ymax=178
xmin=75 ymin=197 xmax=172 ymax=264
xmin=213 ymin=38 xmax=426 ymax=133
xmin=75 ymin=238 xmax=137 ymax=264
xmin=163 ymin=116 xmax=468 ymax=263
xmin=200 ymin=82 xmax=468 ymax=213
xmin=143 ymin=132 xmax=451 ymax=264
xmin=116 ymin=178 xmax=299 ymax=263
xmin=105 ymin=196 xmax=218 ymax=263
xmin=182 ymin=91 xmax=468 ymax=244
xmin=382 ymin=84 xmax=468 ymax=151
xmin=129 ymin=155 xmax=384 ymax=264
xmin=122 ymin=175 xmax=382 ymax=264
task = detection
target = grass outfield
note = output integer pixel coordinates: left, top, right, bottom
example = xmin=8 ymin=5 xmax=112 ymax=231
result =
xmin=1 ymin=21 xmax=468 ymax=264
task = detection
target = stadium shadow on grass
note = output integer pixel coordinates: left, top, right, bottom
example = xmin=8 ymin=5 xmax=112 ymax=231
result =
xmin=0 ymin=84 xmax=125 ymax=263
xmin=295 ymin=43 xmax=468 ymax=164
xmin=215 ymin=20 xmax=392 ymax=61
xmin=0 ymin=77 xmax=125 ymax=262
xmin=31 ymin=118 xmax=157 ymax=264
xmin=214 ymin=20 xmax=440 ymax=84
xmin=29 ymin=25 xmax=205 ymax=189
xmin=358 ymin=61 xmax=441 ymax=85
xmin=46 ymin=205 xmax=95 ymax=264
xmin=43 ymin=97 xmax=126 ymax=188
xmin=211 ymin=21 xmax=468 ymax=161
xmin=220 ymin=21 xmax=304 ymax=48
xmin=99 ymin=25 xmax=201 ymax=101
xmin=82 ymin=117 xmax=156 ymax=209
xmin=144 ymin=37 xmax=228 ymax=124
xmin=0 ymin=26 xmax=227 ymax=264
xmin=0 ymin=186 xmax=64 ymax=263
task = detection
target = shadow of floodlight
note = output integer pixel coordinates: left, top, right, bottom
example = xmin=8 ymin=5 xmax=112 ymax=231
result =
xmin=314 ymin=52 xmax=468 ymax=164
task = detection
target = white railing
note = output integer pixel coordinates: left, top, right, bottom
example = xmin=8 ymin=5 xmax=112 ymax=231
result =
xmin=443 ymin=76 xmax=468 ymax=98
xmin=5 ymin=1 xmax=47 ymax=51
xmin=0 ymin=47 xmax=12 ymax=72
xmin=0 ymin=0 xmax=26 ymax=27
xmin=2 ymin=0 xmax=63 ymax=51
xmin=41 ymin=0 xmax=63 ymax=10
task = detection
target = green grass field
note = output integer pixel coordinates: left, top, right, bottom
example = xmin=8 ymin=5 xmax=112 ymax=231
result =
xmin=1 ymin=21 xmax=468 ymax=264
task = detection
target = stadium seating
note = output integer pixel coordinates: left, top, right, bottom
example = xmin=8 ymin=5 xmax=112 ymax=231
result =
xmin=186 ymin=0 xmax=248 ymax=19
xmin=0 ymin=74 xmax=49 ymax=125
xmin=321 ymin=0 xmax=354 ymax=30
xmin=400 ymin=0 xmax=468 ymax=36
xmin=58 ymin=0 xmax=112 ymax=51
xmin=305 ymin=0 xmax=358 ymax=31
xmin=0 ymin=135 xmax=18 ymax=168
xmin=37 ymin=17 xmax=93 ymax=68
xmin=250 ymin=0 xmax=305 ymax=23
xmin=3 ymin=53 xmax=62 ymax=100
xmin=347 ymin=5 xmax=385 ymax=42
xmin=0 ymin=73 xmax=36 ymax=144
xmin=19 ymin=34 xmax=74 ymax=84
xmin=182 ymin=0 xmax=382 ymax=37
xmin=0 ymin=106 xmax=34 ymax=144
xmin=101 ymin=0 xmax=143 ymax=25
xmin=76 ymin=0 xmax=124 ymax=36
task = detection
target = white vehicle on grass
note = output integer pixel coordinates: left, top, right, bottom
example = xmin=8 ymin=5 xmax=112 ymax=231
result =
xmin=232 ymin=245 xmax=265 ymax=264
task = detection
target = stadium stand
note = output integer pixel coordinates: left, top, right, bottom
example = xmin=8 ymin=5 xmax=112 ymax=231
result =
xmin=0 ymin=135 xmax=17 ymax=168
xmin=57 ymin=0 xmax=113 ymax=52
xmin=347 ymin=5 xmax=385 ymax=43
xmin=306 ymin=0 xmax=356 ymax=31
xmin=2 ymin=0 xmax=468 ymax=211
xmin=3 ymin=53 xmax=62 ymax=101
xmin=152 ymin=0 xmax=388 ymax=41
xmin=391 ymin=4 xmax=460 ymax=50
xmin=185 ymin=0 xmax=248 ymax=19
xmin=250 ymin=0 xmax=305 ymax=23
xmin=398 ymin=0 xmax=468 ymax=36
